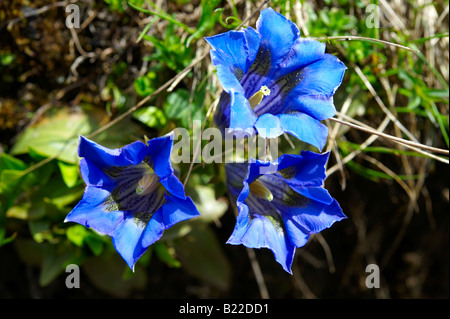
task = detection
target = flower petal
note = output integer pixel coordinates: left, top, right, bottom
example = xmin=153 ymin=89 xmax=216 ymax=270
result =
xmin=286 ymin=94 xmax=337 ymax=121
xmin=275 ymin=38 xmax=326 ymax=78
xmin=253 ymin=113 xmax=284 ymax=138
xmin=110 ymin=213 xmax=151 ymax=271
xmin=160 ymin=193 xmax=200 ymax=228
xmin=79 ymin=158 xmax=115 ymax=187
xmin=282 ymin=216 xmax=310 ymax=248
xmin=280 ymin=198 xmax=346 ymax=234
xmin=140 ymin=208 xmax=165 ymax=249
xmin=228 ymin=91 xmax=258 ymax=133
xmin=146 ymin=132 xmax=175 ymax=178
xmin=159 ymin=173 xmax=186 ymax=199
xmin=278 ymin=112 xmax=329 ymax=151
xmin=215 ymin=64 xmax=246 ymax=94
xmin=65 ymin=186 xmax=124 ymax=235
xmin=287 ymin=53 xmax=347 ymax=97
xmin=78 ymin=135 xmax=148 ymax=168
xmin=227 ymin=195 xmax=296 ymax=274
xmin=205 ymin=27 xmax=261 ymax=75
xmin=256 ymin=8 xmax=300 ymax=68
xmin=141 ymin=193 xmax=200 ymax=247
xmin=277 ymin=151 xmax=329 ymax=186
xmin=287 ymin=185 xmax=334 ymax=205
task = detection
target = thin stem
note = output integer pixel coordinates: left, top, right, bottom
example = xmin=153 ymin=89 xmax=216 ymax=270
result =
xmin=329 ymin=116 xmax=449 ymax=157
xmin=315 ymin=35 xmax=420 ymax=53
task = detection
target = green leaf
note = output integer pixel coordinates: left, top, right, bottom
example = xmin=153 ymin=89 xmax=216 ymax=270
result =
xmin=10 ymin=109 xmax=91 ymax=164
xmin=0 ymin=228 xmax=17 ymax=246
xmin=0 ymin=153 xmax=27 ymax=171
xmin=423 ymin=88 xmax=450 ymax=100
xmin=174 ymin=224 xmax=231 ymax=291
xmin=66 ymin=224 xmax=89 ymax=247
xmin=57 ymin=161 xmax=79 ymax=188
xmin=186 ymin=0 xmax=222 ymax=46
xmin=29 ymin=219 xmax=52 ymax=243
xmin=40 ymin=242 xmax=76 ymax=286
xmin=0 ymin=169 xmax=30 ymax=195
xmin=163 ymin=88 xmax=205 ymax=127
xmin=6 ymin=201 xmax=49 ymax=221
xmin=46 ymin=186 xmax=84 ymax=208
xmin=128 ymin=1 xmax=195 ymax=34
xmin=163 ymin=89 xmax=190 ymax=120
xmin=132 ymin=106 xmax=167 ymax=129
xmin=10 ymin=107 xmax=144 ymax=164
xmin=0 ymin=154 xmax=32 ymax=197
xmin=5 ymin=202 xmax=31 ymax=220
xmin=66 ymin=225 xmax=105 ymax=256
xmin=154 ymin=242 xmax=181 ymax=268
xmin=84 ymin=235 xmax=104 ymax=256
xmin=1 ymin=52 xmax=15 ymax=65
xmin=14 ymin=238 xmax=44 ymax=266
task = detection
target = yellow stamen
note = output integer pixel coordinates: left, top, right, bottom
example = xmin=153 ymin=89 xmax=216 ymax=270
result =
xmin=248 ymin=85 xmax=271 ymax=109
xmin=136 ymin=171 xmax=159 ymax=196
xmin=249 ymin=179 xmax=273 ymax=202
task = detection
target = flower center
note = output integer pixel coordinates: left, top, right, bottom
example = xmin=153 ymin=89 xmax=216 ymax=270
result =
xmin=248 ymin=85 xmax=271 ymax=109
xmin=249 ymin=178 xmax=273 ymax=202
xmin=136 ymin=167 xmax=160 ymax=196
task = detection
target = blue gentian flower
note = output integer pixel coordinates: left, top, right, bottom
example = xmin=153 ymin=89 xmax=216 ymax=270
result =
xmin=225 ymin=151 xmax=346 ymax=273
xmin=206 ymin=7 xmax=347 ymax=151
xmin=65 ymin=133 xmax=200 ymax=270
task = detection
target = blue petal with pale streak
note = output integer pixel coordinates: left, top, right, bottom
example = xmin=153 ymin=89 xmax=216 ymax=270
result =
xmin=110 ymin=212 xmax=152 ymax=271
xmin=227 ymin=184 xmax=295 ymax=274
xmin=253 ymin=113 xmax=284 ymax=138
xmin=286 ymin=95 xmax=337 ymax=122
xmin=215 ymin=64 xmax=245 ymax=95
xmin=228 ymin=91 xmax=258 ymax=133
xmin=159 ymin=173 xmax=186 ymax=199
xmin=79 ymin=157 xmax=115 ymax=188
xmin=253 ymin=112 xmax=329 ymax=151
xmin=147 ymin=132 xmax=186 ymax=199
xmin=281 ymin=215 xmax=310 ymax=248
xmin=279 ymin=198 xmax=346 ymax=235
xmin=146 ymin=132 xmax=175 ymax=178
xmin=141 ymin=192 xmax=200 ymax=247
xmin=160 ymin=193 xmax=200 ymax=229
xmin=65 ymin=186 xmax=124 ymax=235
xmin=278 ymin=113 xmax=329 ymax=151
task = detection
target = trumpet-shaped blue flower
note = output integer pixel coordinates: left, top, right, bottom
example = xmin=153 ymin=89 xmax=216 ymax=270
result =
xmin=65 ymin=133 xmax=200 ymax=270
xmin=225 ymin=151 xmax=346 ymax=273
xmin=207 ymin=7 xmax=347 ymax=151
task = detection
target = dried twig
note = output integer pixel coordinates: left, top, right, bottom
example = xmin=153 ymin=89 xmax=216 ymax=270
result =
xmin=329 ymin=116 xmax=449 ymax=157
xmin=317 ymin=35 xmax=419 ymax=53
